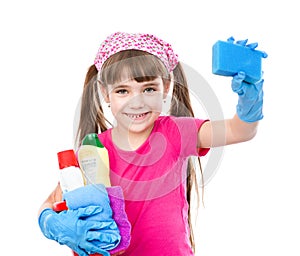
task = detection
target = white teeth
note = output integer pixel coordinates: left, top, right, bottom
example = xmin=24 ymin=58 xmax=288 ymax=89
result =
xmin=127 ymin=113 xmax=146 ymax=119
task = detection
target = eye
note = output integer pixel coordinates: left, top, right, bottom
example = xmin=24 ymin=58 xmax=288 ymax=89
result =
xmin=143 ymin=87 xmax=156 ymax=93
xmin=115 ymin=89 xmax=128 ymax=95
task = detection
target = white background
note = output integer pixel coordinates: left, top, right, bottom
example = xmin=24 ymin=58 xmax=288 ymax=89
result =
xmin=1 ymin=0 xmax=299 ymax=255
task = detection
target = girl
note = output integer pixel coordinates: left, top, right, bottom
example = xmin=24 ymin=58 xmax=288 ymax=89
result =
xmin=38 ymin=32 xmax=266 ymax=256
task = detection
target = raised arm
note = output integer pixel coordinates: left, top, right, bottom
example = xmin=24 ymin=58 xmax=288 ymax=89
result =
xmin=198 ymin=36 xmax=267 ymax=149
xmin=198 ymin=71 xmax=265 ymax=148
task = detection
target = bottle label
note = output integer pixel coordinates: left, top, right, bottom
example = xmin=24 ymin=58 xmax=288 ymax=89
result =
xmin=60 ymin=166 xmax=84 ymax=193
xmin=77 ymin=145 xmax=111 ymax=187
xmin=80 ymin=156 xmax=98 ymax=185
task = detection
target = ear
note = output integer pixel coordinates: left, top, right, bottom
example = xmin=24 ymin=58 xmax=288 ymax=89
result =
xmin=99 ymin=83 xmax=110 ymax=103
xmin=163 ymin=75 xmax=171 ymax=100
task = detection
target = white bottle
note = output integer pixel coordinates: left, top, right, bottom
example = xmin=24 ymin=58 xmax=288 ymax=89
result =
xmin=57 ymin=149 xmax=84 ymax=193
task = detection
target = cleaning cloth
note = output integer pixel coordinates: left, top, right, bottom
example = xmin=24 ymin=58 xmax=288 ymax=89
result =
xmin=106 ymin=186 xmax=131 ymax=255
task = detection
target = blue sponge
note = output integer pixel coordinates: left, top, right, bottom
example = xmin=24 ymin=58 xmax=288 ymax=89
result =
xmin=212 ymin=40 xmax=263 ymax=83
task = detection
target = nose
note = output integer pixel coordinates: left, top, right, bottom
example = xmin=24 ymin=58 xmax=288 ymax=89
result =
xmin=128 ymin=94 xmax=145 ymax=109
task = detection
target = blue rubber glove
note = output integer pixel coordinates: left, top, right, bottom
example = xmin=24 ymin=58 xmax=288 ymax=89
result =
xmin=231 ymin=71 xmax=264 ymax=122
xmin=38 ymin=206 xmax=110 ymax=256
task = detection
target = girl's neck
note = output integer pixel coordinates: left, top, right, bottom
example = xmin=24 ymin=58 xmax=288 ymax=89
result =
xmin=111 ymin=124 xmax=154 ymax=151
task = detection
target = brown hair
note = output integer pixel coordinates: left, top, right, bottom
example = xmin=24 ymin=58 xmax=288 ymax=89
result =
xmin=75 ymin=50 xmax=203 ymax=253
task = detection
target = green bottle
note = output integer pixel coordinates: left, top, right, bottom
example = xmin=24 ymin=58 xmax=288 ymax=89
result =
xmin=77 ymin=133 xmax=111 ymax=187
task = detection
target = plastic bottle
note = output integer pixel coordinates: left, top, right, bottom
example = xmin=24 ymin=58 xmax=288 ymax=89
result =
xmin=53 ymin=149 xmax=85 ymax=212
xmin=57 ymin=149 xmax=85 ymax=193
xmin=77 ymin=133 xmax=111 ymax=187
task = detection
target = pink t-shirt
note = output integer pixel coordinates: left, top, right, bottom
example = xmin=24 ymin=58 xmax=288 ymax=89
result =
xmin=98 ymin=116 xmax=209 ymax=256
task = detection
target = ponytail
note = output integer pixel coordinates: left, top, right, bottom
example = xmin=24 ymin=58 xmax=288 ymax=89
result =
xmin=75 ymin=64 xmax=110 ymax=147
xmin=171 ymin=62 xmax=194 ymax=117
xmin=171 ymin=62 xmax=204 ymax=254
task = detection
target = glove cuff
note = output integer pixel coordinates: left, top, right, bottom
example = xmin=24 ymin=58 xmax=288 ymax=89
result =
xmin=38 ymin=208 xmax=56 ymax=240
xmin=236 ymin=104 xmax=264 ymax=123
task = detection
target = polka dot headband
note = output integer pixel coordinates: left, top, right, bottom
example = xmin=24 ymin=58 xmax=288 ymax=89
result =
xmin=94 ymin=32 xmax=179 ymax=73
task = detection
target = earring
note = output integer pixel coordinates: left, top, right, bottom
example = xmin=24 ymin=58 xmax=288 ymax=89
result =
xmin=163 ymin=99 xmax=166 ymax=103
xmin=108 ymin=103 xmax=111 ymax=108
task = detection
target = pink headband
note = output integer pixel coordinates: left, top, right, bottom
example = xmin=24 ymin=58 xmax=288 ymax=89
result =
xmin=94 ymin=32 xmax=179 ymax=73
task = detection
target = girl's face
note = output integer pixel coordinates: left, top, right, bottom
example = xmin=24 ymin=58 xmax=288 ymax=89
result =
xmin=102 ymin=77 xmax=169 ymax=136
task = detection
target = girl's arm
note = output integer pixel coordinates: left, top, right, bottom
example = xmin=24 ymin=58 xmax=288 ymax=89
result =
xmin=198 ymin=114 xmax=258 ymax=148
xmin=38 ymin=183 xmax=62 ymax=216
xmin=198 ymin=71 xmax=264 ymax=149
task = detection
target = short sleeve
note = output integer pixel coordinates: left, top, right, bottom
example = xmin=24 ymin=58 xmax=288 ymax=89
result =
xmin=166 ymin=116 xmax=210 ymax=157
xmin=194 ymin=119 xmax=210 ymax=156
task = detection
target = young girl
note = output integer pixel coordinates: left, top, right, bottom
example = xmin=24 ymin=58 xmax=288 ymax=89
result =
xmin=38 ymin=32 xmax=266 ymax=256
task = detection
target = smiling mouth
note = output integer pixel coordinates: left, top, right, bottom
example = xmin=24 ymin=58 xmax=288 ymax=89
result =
xmin=125 ymin=112 xmax=149 ymax=120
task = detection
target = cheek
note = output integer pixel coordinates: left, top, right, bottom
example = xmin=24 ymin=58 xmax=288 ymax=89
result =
xmin=151 ymin=92 xmax=164 ymax=103
xmin=110 ymin=101 xmax=123 ymax=117
xmin=146 ymin=95 xmax=163 ymax=110
xmin=110 ymin=96 xmax=129 ymax=117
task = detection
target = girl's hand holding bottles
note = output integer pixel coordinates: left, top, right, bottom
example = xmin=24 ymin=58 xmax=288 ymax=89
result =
xmin=38 ymin=205 xmax=111 ymax=256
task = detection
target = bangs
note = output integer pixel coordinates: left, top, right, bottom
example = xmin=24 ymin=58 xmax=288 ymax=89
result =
xmin=99 ymin=50 xmax=170 ymax=85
